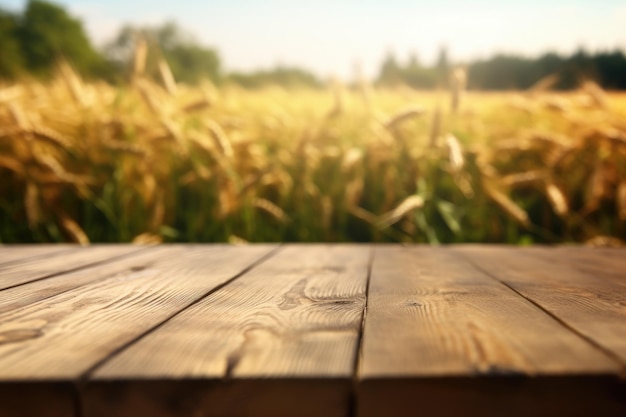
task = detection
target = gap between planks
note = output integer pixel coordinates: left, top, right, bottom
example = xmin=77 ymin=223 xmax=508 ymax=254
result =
xmin=0 ymin=245 xmax=151 ymax=291
xmin=77 ymin=244 xmax=284 ymax=383
xmin=453 ymin=246 xmax=626 ymax=372
xmin=0 ymin=244 xmax=280 ymax=417
xmin=82 ymin=244 xmax=371 ymax=417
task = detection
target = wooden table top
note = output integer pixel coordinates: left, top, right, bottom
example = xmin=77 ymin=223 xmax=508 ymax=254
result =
xmin=0 ymin=244 xmax=624 ymax=417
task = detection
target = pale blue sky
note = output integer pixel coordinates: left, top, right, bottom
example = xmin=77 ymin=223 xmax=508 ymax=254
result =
xmin=2 ymin=1 xmax=625 ymax=79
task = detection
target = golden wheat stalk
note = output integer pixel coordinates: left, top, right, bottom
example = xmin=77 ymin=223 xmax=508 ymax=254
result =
xmin=450 ymin=67 xmax=466 ymax=113
xmin=7 ymin=103 xmax=30 ymax=129
xmin=545 ymin=182 xmax=569 ymax=217
xmin=137 ymin=80 xmax=164 ymax=116
xmin=31 ymin=126 xmax=72 ymax=149
xmin=345 ymin=177 xmax=364 ymax=208
xmin=383 ymin=106 xmax=425 ymax=130
xmin=581 ymin=80 xmax=607 ymax=108
xmin=57 ymin=211 xmax=89 ymax=245
xmin=446 ymin=134 xmax=464 ymax=172
xmin=342 ymin=148 xmax=363 ymax=172
xmin=0 ymin=85 xmax=24 ymax=103
xmin=132 ymin=36 xmax=148 ymax=81
xmin=0 ymin=126 xmax=70 ymax=149
xmin=253 ymin=198 xmax=289 ymax=223
xmin=429 ymin=107 xmax=442 ymax=148
xmin=348 ymin=206 xmax=378 ymax=225
xmin=501 ymin=170 xmax=547 ymax=187
xmin=0 ymin=156 xmax=24 ymax=176
xmin=483 ymin=180 xmax=530 ymax=227
xmin=180 ymin=97 xmax=211 ymax=114
xmin=158 ymin=58 xmax=178 ymax=95
xmin=58 ymin=60 xmax=87 ymax=106
xmin=527 ymin=73 xmax=559 ymax=94
xmin=132 ymin=232 xmax=163 ymax=244
xmin=321 ymin=195 xmax=333 ymax=232
xmin=584 ymin=162 xmax=608 ymax=213
xmin=377 ymin=195 xmax=424 ymax=229
xmin=25 ymin=182 xmax=41 ymax=228
xmin=206 ymin=119 xmax=234 ymax=159
xmin=228 ymin=235 xmax=248 ymax=245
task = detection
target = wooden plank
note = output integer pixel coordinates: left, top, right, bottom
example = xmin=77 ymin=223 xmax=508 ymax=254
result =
xmin=0 ymin=245 xmax=74 ymax=267
xmin=0 ymin=382 xmax=76 ymax=417
xmin=455 ymin=246 xmax=626 ymax=364
xmin=85 ymin=244 xmax=371 ymax=417
xmin=0 ymin=246 xmax=174 ymax=315
xmin=0 ymin=245 xmax=145 ymax=290
xmin=0 ymin=245 xmax=276 ymax=417
xmin=528 ymin=246 xmax=626 ymax=283
xmin=358 ymin=246 xmax=625 ymax=417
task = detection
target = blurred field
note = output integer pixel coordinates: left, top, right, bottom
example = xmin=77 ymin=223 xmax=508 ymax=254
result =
xmin=1 ymin=64 xmax=625 ymax=245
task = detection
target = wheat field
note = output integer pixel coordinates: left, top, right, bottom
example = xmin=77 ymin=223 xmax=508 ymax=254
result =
xmin=1 ymin=62 xmax=625 ymax=245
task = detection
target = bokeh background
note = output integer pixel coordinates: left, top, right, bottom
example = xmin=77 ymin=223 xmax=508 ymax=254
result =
xmin=1 ymin=0 xmax=625 ymax=245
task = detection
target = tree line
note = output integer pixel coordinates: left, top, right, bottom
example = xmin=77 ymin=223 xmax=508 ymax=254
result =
xmin=1 ymin=0 xmax=625 ymax=90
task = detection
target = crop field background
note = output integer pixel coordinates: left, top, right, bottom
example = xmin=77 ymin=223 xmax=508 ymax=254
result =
xmin=1 ymin=60 xmax=625 ymax=245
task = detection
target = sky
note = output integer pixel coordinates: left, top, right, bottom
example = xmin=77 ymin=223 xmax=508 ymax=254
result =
xmin=2 ymin=0 xmax=626 ymax=80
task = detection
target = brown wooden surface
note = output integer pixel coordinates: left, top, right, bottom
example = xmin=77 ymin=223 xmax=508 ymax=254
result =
xmin=0 ymin=244 xmax=625 ymax=417
xmin=454 ymin=246 xmax=626 ymax=363
xmin=0 ymin=245 xmax=73 ymax=266
xmin=358 ymin=246 xmax=624 ymax=417
xmin=0 ymin=245 xmax=145 ymax=290
xmin=87 ymin=245 xmax=370 ymax=417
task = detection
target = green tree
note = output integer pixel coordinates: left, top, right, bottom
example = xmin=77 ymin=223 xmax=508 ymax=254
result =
xmin=227 ymin=66 xmax=321 ymax=89
xmin=106 ymin=21 xmax=221 ymax=84
xmin=17 ymin=0 xmax=105 ymax=78
xmin=435 ymin=45 xmax=449 ymax=88
xmin=377 ymin=51 xmax=402 ymax=86
xmin=0 ymin=8 xmax=24 ymax=79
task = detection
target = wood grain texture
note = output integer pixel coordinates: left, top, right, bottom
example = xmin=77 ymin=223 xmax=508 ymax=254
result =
xmin=0 ymin=245 xmax=145 ymax=290
xmin=0 ymin=245 xmax=276 ymax=381
xmin=528 ymin=246 xmax=626 ymax=283
xmin=455 ymin=246 xmax=626 ymax=364
xmin=358 ymin=246 xmax=624 ymax=417
xmin=0 ymin=245 xmax=73 ymax=267
xmin=0 ymin=246 xmax=172 ymax=315
xmin=85 ymin=244 xmax=371 ymax=417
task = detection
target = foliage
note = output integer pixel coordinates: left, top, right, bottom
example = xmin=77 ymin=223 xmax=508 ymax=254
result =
xmin=9 ymin=0 xmax=107 ymax=79
xmin=227 ymin=67 xmax=321 ymax=89
xmin=2 ymin=0 xmax=626 ymax=92
xmin=377 ymin=47 xmax=626 ymax=91
xmin=468 ymin=49 xmax=626 ymax=90
xmin=105 ymin=22 xmax=221 ymax=84
xmin=0 ymin=8 xmax=24 ymax=79
xmin=377 ymin=49 xmax=442 ymax=89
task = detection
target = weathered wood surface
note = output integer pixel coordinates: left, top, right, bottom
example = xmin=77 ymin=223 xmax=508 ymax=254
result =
xmin=0 ymin=244 xmax=624 ymax=417
xmin=358 ymin=246 xmax=625 ymax=417
xmin=453 ymin=246 xmax=626 ymax=363
xmin=0 ymin=244 xmax=145 ymax=290
xmin=0 ymin=245 xmax=73 ymax=266
xmin=86 ymin=245 xmax=370 ymax=417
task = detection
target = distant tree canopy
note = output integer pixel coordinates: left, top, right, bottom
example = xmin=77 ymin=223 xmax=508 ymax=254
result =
xmin=0 ymin=0 xmax=108 ymax=79
xmin=105 ymin=22 xmax=221 ymax=84
xmin=377 ymin=48 xmax=443 ymax=89
xmin=1 ymin=0 xmax=625 ymax=90
xmin=378 ymin=47 xmax=626 ymax=90
xmin=0 ymin=9 xmax=23 ymax=79
xmin=227 ymin=66 xmax=321 ymax=89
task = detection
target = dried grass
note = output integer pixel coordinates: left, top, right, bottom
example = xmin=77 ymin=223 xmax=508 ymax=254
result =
xmin=1 ymin=47 xmax=625 ymax=244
